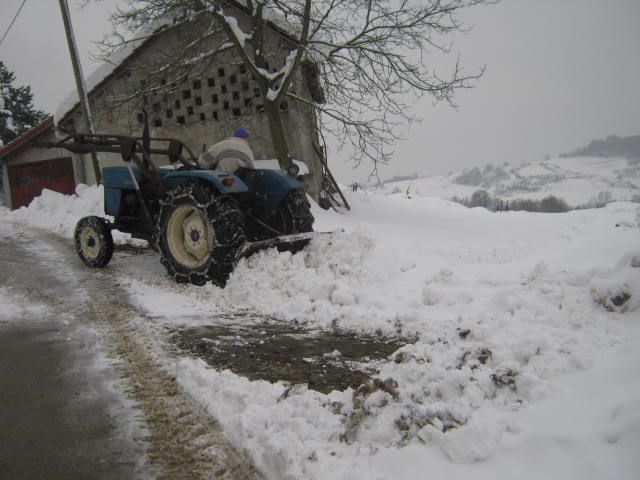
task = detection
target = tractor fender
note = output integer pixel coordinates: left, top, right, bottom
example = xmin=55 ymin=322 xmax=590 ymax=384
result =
xmin=160 ymin=170 xmax=248 ymax=195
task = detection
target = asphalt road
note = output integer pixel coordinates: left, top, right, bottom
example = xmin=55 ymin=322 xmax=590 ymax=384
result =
xmin=0 ymin=225 xmax=262 ymax=480
xmin=0 ymin=325 xmax=148 ymax=480
xmin=0 ymin=229 xmax=151 ymax=480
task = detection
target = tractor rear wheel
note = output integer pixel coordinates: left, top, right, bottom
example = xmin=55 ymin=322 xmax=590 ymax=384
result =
xmin=74 ymin=216 xmax=114 ymax=268
xmin=268 ymin=190 xmax=314 ymax=252
xmin=157 ymin=183 xmax=246 ymax=287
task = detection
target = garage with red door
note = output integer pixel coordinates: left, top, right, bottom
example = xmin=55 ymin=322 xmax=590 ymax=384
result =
xmin=1 ymin=117 xmax=79 ymax=210
xmin=7 ymin=157 xmax=76 ymax=209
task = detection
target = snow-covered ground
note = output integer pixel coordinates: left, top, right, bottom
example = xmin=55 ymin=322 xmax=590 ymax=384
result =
xmin=378 ymin=156 xmax=640 ymax=206
xmin=3 ymin=185 xmax=640 ymax=479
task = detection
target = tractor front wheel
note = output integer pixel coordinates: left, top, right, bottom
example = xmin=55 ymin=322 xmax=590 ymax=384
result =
xmin=157 ymin=183 xmax=246 ymax=287
xmin=74 ymin=216 xmax=114 ymax=268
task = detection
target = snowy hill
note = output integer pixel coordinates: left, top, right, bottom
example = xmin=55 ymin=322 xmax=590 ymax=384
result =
xmin=379 ymin=156 xmax=640 ymax=207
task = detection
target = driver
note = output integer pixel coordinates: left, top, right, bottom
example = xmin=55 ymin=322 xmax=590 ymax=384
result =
xmin=198 ymin=128 xmax=255 ymax=173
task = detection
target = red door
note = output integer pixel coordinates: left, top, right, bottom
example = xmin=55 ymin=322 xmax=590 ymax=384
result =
xmin=8 ymin=157 xmax=76 ymax=209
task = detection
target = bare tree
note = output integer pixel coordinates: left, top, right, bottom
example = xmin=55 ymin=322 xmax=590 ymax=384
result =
xmin=96 ymin=0 xmax=490 ymax=176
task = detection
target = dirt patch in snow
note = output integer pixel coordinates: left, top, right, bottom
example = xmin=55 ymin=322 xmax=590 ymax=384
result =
xmin=173 ymin=321 xmax=411 ymax=394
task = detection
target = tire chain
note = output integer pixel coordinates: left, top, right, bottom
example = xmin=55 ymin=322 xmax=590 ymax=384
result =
xmin=281 ymin=191 xmax=314 ymax=253
xmin=74 ymin=216 xmax=114 ymax=268
xmin=155 ymin=183 xmax=246 ymax=287
xmin=285 ymin=191 xmax=314 ymax=233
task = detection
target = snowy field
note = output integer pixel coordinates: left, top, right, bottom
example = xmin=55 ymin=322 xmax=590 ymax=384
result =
xmin=2 ymin=185 xmax=640 ymax=480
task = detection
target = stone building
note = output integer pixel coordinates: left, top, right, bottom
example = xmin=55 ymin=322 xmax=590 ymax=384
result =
xmin=56 ymin=2 xmax=325 ymax=199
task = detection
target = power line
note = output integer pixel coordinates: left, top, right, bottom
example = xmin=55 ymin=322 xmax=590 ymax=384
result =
xmin=0 ymin=0 xmax=27 ymax=48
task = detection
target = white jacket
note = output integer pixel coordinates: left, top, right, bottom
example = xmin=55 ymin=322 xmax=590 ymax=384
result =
xmin=198 ymin=137 xmax=255 ymax=173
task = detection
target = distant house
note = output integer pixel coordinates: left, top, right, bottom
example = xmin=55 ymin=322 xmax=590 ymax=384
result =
xmin=0 ymin=117 xmax=78 ymax=209
xmin=56 ymin=1 xmax=325 ymax=198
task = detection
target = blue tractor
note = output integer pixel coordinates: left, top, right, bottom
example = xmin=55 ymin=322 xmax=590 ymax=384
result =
xmin=38 ymin=132 xmax=315 ymax=286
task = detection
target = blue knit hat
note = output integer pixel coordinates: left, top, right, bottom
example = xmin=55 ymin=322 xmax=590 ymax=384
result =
xmin=233 ymin=128 xmax=250 ymax=138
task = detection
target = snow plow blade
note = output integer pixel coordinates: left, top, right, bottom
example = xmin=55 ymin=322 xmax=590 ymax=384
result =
xmin=237 ymin=231 xmax=331 ymax=260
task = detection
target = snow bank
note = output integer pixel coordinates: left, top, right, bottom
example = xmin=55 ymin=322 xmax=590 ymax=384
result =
xmin=2 ymin=185 xmax=640 ymax=480
xmin=3 ymin=184 xmax=140 ymax=244
xmin=5 ymin=185 xmax=103 ymax=237
xmin=127 ymin=192 xmax=640 ymax=479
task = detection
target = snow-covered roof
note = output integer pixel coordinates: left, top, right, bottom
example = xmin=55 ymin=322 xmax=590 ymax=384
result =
xmin=55 ymin=16 xmax=174 ymax=124
xmin=227 ymin=0 xmax=297 ymax=39
xmin=0 ymin=116 xmax=54 ymax=160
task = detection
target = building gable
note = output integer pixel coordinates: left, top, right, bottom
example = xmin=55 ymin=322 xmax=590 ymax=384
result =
xmin=58 ymin=6 xmax=317 ymax=168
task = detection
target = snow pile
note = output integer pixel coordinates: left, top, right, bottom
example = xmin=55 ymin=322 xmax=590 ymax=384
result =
xmin=2 ymin=186 xmax=640 ymax=479
xmin=5 ymin=184 xmax=103 ymax=237
xmin=590 ymin=251 xmax=640 ymax=313
xmin=124 ymin=193 xmax=640 ymax=478
xmin=4 ymin=184 xmax=139 ymax=244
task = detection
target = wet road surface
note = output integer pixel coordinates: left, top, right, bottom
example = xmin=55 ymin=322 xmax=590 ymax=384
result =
xmin=0 ymin=325 xmax=147 ymax=480
xmin=0 ymin=226 xmax=261 ymax=480
xmin=0 ymin=228 xmax=151 ymax=480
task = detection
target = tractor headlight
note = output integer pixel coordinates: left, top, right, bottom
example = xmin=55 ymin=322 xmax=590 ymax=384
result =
xmin=287 ymin=164 xmax=300 ymax=177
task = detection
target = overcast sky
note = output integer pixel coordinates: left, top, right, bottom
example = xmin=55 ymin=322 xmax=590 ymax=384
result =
xmin=1 ymin=0 xmax=639 ymax=183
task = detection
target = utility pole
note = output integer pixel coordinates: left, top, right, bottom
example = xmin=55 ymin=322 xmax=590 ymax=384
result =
xmin=58 ymin=0 xmax=101 ymax=184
